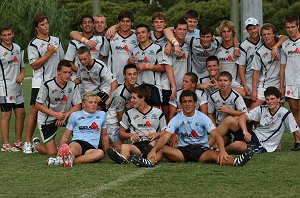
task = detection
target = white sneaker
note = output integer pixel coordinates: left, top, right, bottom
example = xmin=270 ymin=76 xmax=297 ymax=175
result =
xmin=32 ymin=137 xmax=41 ymax=153
xmin=23 ymin=142 xmax=32 ymax=154
xmin=1 ymin=144 xmax=20 ymax=152
xmin=48 ymin=156 xmax=63 ymax=165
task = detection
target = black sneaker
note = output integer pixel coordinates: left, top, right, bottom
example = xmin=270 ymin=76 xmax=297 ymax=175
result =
xmin=234 ymin=147 xmax=255 ymax=167
xmin=106 ymin=148 xmax=128 ymax=164
xmin=141 ymin=144 xmax=153 ymax=158
xmin=131 ymin=155 xmax=155 ymax=168
xmin=291 ymin=142 xmax=300 ymax=151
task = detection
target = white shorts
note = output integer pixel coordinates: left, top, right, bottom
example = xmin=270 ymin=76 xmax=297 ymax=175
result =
xmin=285 ymin=85 xmax=300 ymax=99
xmin=0 ymin=94 xmax=24 ymax=104
xmin=107 ymin=124 xmax=120 ymax=143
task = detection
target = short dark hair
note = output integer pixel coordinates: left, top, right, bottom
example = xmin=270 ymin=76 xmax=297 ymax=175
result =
xmin=57 ymin=60 xmax=72 ymax=71
xmin=81 ymin=15 xmax=94 ymax=24
xmin=264 ymin=86 xmax=281 ymax=98
xmin=132 ymin=84 xmax=151 ymax=104
xmin=123 ymin=63 xmax=137 ymax=75
xmin=77 ymin=46 xmax=90 ymax=55
xmin=33 ymin=14 xmax=48 ymax=28
xmin=179 ymin=90 xmax=197 ymax=103
xmin=184 ymin=72 xmax=198 ymax=84
xmin=136 ymin=24 xmax=150 ymax=32
xmin=218 ymin=71 xmax=232 ymax=81
xmin=200 ymin=25 xmax=214 ymax=36
xmin=0 ymin=24 xmax=13 ymax=34
xmin=260 ymin=23 xmax=278 ymax=42
xmin=206 ymin=55 xmax=219 ymax=66
xmin=174 ymin=18 xmax=188 ymax=29
xmin=283 ymin=15 xmax=299 ymax=26
xmin=118 ymin=10 xmax=134 ymax=22
xmin=185 ymin=10 xmax=199 ymax=20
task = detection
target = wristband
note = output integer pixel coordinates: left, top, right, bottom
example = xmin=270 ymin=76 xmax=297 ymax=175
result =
xmin=80 ymin=37 xmax=88 ymax=44
xmin=234 ymin=47 xmax=239 ymax=50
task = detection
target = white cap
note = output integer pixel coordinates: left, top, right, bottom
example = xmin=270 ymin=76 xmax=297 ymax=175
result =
xmin=245 ymin=17 xmax=259 ymax=28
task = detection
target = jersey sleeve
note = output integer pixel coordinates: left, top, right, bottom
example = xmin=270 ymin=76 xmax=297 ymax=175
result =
xmin=35 ymin=83 xmax=48 ymax=104
xmin=202 ymin=114 xmax=216 ymax=133
xmin=100 ymin=65 xmax=115 ymax=84
xmin=72 ymin=85 xmax=82 ymax=105
xmin=66 ymin=112 xmax=76 ymax=131
xmin=101 ymin=112 xmax=107 ymax=129
xmin=236 ymin=44 xmax=246 ymax=65
xmin=120 ymin=111 xmax=130 ymax=130
xmin=199 ymin=91 xmax=208 ymax=106
xmin=64 ymin=42 xmax=76 ymax=62
xmin=251 ymin=52 xmax=262 ymax=71
xmin=58 ymin=42 xmax=65 ymax=60
xmin=169 ymin=97 xmax=178 ymax=108
xmin=235 ymin=95 xmax=248 ymax=112
xmin=284 ymin=113 xmax=299 ymax=133
xmin=165 ymin=115 xmax=180 ymax=134
xmin=246 ymin=106 xmax=261 ymax=122
xmin=114 ymin=96 xmax=126 ymax=113
xmin=161 ymin=44 xmax=173 ymax=65
xmin=100 ymin=37 xmax=109 ymax=57
xmin=280 ymin=48 xmax=287 ymax=64
xmin=27 ymin=44 xmax=40 ymax=65
xmin=158 ymin=113 xmax=167 ymax=131
xmin=208 ymin=96 xmax=216 ymax=114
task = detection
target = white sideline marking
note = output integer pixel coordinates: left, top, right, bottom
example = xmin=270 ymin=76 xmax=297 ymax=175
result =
xmin=79 ymin=166 xmax=159 ymax=198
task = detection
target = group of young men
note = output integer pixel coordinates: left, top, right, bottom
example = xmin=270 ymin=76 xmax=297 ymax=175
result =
xmin=1 ymin=9 xmax=300 ymax=168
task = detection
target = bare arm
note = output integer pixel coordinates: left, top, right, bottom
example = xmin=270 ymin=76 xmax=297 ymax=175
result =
xmin=238 ymin=113 xmax=251 ymax=142
xmin=169 ymin=105 xmax=177 ymax=121
xmin=69 ymin=31 xmax=97 ymax=48
xmin=16 ymin=67 xmax=25 ymax=84
xmin=279 ymin=64 xmax=286 ymax=97
xmin=251 ymin=70 xmax=260 ymax=101
xmin=101 ymin=128 xmax=110 ymax=153
xmin=199 ymin=103 xmax=208 ymax=115
xmin=238 ymin=65 xmax=250 ymax=96
xmin=165 ymin=64 xmax=177 ymax=101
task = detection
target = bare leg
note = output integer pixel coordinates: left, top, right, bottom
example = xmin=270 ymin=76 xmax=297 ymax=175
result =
xmin=35 ymin=139 xmax=58 ymax=156
xmin=226 ymin=141 xmax=247 ymax=154
xmin=162 ymin=145 xmax=185 ymax=162
xmin=14 ymin=107 xmax=25 ymax=143
xmin=25 ymin=105 xmax=38 ymax=142
xmin=199 ymin=150 xmax=235 ymax=166
xmin=287 ymin=98 xmax=300 ymax=140
xmin=162 ymin=105 xmax=170 ymax=123
xmin=112 ymin=140 xmax=123 ymax=153
xmin=250 ymin=99 xmax=264 ymax=110
xmin=120 ymin=144 xmax=141 ymax=159
xmin=1 ymin=111 xmax=12 ymax=144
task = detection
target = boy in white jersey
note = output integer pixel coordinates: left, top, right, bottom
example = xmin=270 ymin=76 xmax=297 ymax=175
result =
xmin=24 ymin=14 xmax=64 ymax=154
xmin=107 ymin=84 xmax=166 ymax=164
xmin=131 ymin=90 xmax=254 ymax=167
xmin=150 ymin=12 xmax=167 ymax=47
xmin=58 ymin=92 xmax=110 ymax=167
xmin=0 ymin=25 xmax=25 ymax=152
xmin=184 ymin=10 xmax=200 ymax=41
xmin=128 ymin=24 xmax=165 ymax=107
xmin=237 ymin=17 xmax=262 ymax=107
xmin=251 ymin=23 xmax=281 ymax=109
xmin=106 ymin=64 xmax=138 ymax=151
xmin=213 ymin=87 xmax=300 ymax=154
xmin=75 ymin=46 xmax=117 ymax=110
xmin=34 ymin=60 xmax=81 ymax=156
xmin=280 ymin=15 xmax=300 ymax=130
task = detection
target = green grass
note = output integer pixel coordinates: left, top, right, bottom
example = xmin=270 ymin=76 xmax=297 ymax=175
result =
xmin=0 ymin=65 xmax=299 ymax=197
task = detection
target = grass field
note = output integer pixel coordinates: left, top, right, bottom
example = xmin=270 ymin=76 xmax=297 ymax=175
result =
xmin=0 ymin=66 xmax=299 ymax=197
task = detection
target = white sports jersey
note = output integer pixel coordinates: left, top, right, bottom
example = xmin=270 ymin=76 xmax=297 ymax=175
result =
xmin=120 ymin=106 xmax=166 ymax=142
xmin=281 ymin=37 xmax=300 ymax=85
xmin=161 ymin=42 xmax=189 ymax=90
xmin=133 ymin=43 xmax=163 ymax=87
xmin=185 ymin=29 xmax=200 ymax=43
xmin=165 ymin=110 xmax=215 ymax=147
xmin=169 ymin=89 xmax=208 ymax=110
xmin=67 ymin=110 xmax=107 ymax=148
xmin=199 ymin=75 xmax=243 ymax=96
xmin=76 ymin=59 xmax=115 ymax=95
xmin=186 ymin=37 xmax=220 ymax=79
xmin=36 ymin=78 xmax=81 ymax=125
xmin=0 ymin=43 xmax=24 ymax=97
xmin=237 ymin=37 xmax=263 ymax=85
xmin=150 ymin=30 xmax=167 ymax=47
xmin=106 ymin=32 xmax=138 ymax=84
xmin=208 ymin=89 xmax=247 ymax=125
xmin=247 ymin=105 xmax=299 ymax=152
xmin=215 ymin=45 xmax=238 ymax=80
xmin=28 ymin=36 xmax=64 ymax=88
xmin=252 ymin=44 xmax=281 ymax=89
xmin=106 ymin=83 xmax=135 ymax=126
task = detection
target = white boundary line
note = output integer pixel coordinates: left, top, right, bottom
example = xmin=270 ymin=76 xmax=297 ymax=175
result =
xmin=79 ymin=166 xmax=159 ymax=198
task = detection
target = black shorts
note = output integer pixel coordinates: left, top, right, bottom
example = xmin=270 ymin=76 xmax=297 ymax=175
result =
xmin=133 ymin=141 xmax=151 ymax=153
xmin=161 ymin=89 xmax=172 ymax=106
xmin=97 ymin=91 xmax=109 ymax=110
xmin=30 ymin=88 xmax=40 ymax=105
xmin=144 ymin=84 xmax=161 ymax=106
xmin=0 ymin=103 xmax=24 ymax=112
xmin=72 ymin=140 xmax=96 ymax=155
xmin=41 ymin=122 xmax=58 ymax=143
xmin=248 ymin=130 xmax=262 ymax=149
xmin=178 ymin=144 xmax=209 ymax=162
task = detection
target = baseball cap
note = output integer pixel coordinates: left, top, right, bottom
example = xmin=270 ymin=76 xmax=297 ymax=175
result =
xmin=245 ymin=17 xmax=259 ymax=28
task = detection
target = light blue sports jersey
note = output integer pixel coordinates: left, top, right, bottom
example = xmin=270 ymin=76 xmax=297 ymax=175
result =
xmin=66 ymin=110 xmax=107 ymax=148
xmin=165 ymin=110 xmax=216 ymax=147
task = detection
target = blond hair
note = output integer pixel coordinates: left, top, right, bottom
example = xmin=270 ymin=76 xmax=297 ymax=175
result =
xmin=218 ymin=20 xmax=236 ymax=36
xmin=82 ymin=92 xmax=97 ymax=103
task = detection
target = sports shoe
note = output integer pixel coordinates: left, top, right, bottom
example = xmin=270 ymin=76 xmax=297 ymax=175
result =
xmin=141 ymin=144 xmax=153 ymax=159
xmin=13 ymin=142 xmax=24 ymax=150
xmin=48 ymin=156 xmax=63 ymax=165
xmin=131 ymin=155 xmax=155 ymax=168
xmin=106 ymin=148 xmax=128 ymax=164
xmin=23 ymin=142 xmax=32 ymax=154
xmin=60 ymin=144 xmax=73 ymax=168
xmin=1 ymin=144 xmax=20 ymax=152
xmin=234 ymin=147 xmax=255 ymax=167
xmin=32 ymin=137 xmax=41 ymax=153
xmin=291 ymin=142 xmax=300 ymax=151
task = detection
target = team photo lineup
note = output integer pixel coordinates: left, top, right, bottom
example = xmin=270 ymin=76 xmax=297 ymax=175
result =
xmin=1 ymin=8 xmax=300 ymax=168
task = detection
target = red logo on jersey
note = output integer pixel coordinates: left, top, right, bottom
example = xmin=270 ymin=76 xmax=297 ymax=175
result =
xmin=227 ymin=55 xmax=233 ymax=62
xmin=13 ymin=56 xmax=19 ymax=62
xmin=143 ymin=57 xmax=149 ymax=63
xmin=191 ymin=130 xmax=201 ymax=138
xmin=273 ymin=55 xmax=279 ymax=62
xmin=89 ymin=76 xmax=96 ymax=84
xmin=62 ymin=95 xmax=68 ymax=101
xmin=287 ymin=90 xmax=291 ymax=95
xmin=123 ymin=45 xmax=129 ymax=51
xmin=90 ymin=47 xmax=97 ymax=51
xmin=295 ymin=48 xmax=300 ymax=54
xmin=145 ymin=121 xmax=151 ymax=127
xmin=203 ymin=51 xmax=209 ymax=57
xmin=181 ymin=53 xmax=186 ymax=59
xmin=91 ymin=122 xmax=99 ymax=130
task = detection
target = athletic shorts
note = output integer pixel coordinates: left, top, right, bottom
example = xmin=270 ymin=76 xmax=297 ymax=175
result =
xmin=225 ymin=126 xmax=250 ymax=146
xmin=178 ymin=144 xmax=209 ymax=162
xmin=30 ymin=88 xmax=39 ymax=105
xmin=285 ymin=85 xmax=300 ymax=99
xmin=144 ymin=84 xmax=162 ymax=106
xmin=133 ymin=140 xmax=151 ymax=153
xmin=97 ymin=91 xmax=109 ymax=110
xmin=107 ymin=124 xmax=120 ymax=143
xmin=161 ymin=89 xmax=172 ymax=106
xmin=72 ymin=140 xmax=96 ymax=155
xmin=0 ymin=95 xmax=24 ymax=112
xmin=38 ymin=122 xmax=58 ymax=143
